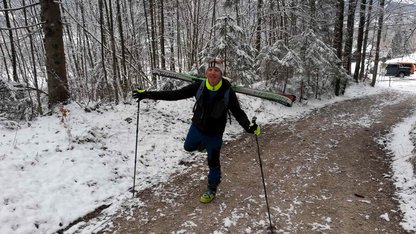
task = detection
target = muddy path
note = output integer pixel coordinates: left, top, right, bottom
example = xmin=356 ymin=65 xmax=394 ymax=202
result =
xmin=85 ymin=91 xmax=415 ymax=233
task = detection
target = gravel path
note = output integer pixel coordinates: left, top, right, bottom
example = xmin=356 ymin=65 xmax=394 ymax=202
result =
xmin=80 ymin=91 xmax=416 ymax=234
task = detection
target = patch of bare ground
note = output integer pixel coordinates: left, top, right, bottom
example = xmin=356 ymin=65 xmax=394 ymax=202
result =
xmin=82 ymin=91 xmax=416 ymax=233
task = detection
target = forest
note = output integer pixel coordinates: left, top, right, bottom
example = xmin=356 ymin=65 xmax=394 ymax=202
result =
xmin=0 ymin=0 xmax=415 ymax=120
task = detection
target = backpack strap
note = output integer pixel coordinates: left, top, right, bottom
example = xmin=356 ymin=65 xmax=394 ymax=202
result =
xmin=193 ymin=81 xmax=205 ymax=113
xmin=195 ymin=81 xmax=205 ymax=100
xmin=224 ymin=88 xmax=230 ymax=109
xmin=224 ymin=88 xmax=232 ymax=124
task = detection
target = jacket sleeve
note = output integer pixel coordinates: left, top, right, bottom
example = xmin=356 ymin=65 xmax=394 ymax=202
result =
xmin=228 ymin=89 xmax=251 ymax=132
xmin=144 ymin=82 xmax=199 ymax=101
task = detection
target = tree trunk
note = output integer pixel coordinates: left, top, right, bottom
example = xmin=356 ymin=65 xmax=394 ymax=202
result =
xmin=333 ymin=0 xmax=344 ymax=96
xmin=3 ymin=0 xmax=19 ymax=82
xmin=371 ymin=0 xmax=385 ymax=87
xmin=235 ymin=0 xmax=240 ymax=27
xmin=62 ymin=11 xmax=82 ymax=97
xmin=0 ymin=34 xmax=11 ymax=81
xmin=158 ymin=0 xmax=166 ymax=70
xmin=309 ymin=0 xmax=317 ymax=32
xmin=169 ymin=19 xmax=175 ymax=71
xmin=353 ymin=0 xmax=367 ymax=82
xmin=98 ymin=0 xmax=111 ymax=101
xmin=116 ymin=0 xmax=129 ymax=95
xmin=79 ymin=2 xmax=90 ymax=101
xmin=142 ymin=0 xmax=154 ymax=75
xmin=359 ymin=0 xmax=373 ymax=81
xmin=149 ymin=0 xmax=158 ymax=70
xmin=23 ymin=0 xmax=42 ymax=115
xmin=116 ymin=0 xmax=130 ymax=96
xmin=40 ymin=0 xmax=70 ymax=107
xmin=191 ymin=0 xmax=200 ymax=68
xmin=176 ymin=0 xmax=182 ymax=72
xmin=255 ymin=0 xmax=263 ymax=54
xmin=343 ymin=0 xmax=357 ymax=74
xmin=209 ymin=0 xmax=217 ymax=42
xmin=106 ymin=0 xmax=120 ymax=103
xmin=281 ymin=0 xmax=289 ymax=43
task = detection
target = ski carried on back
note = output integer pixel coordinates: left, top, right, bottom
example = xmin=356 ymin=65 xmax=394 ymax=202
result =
xmin=152 ymin=69 xmax=296 ymax=107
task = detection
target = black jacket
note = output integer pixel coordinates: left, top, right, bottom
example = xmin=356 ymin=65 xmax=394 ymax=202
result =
xmin=144 ymin=79 xmax=251 ymax=135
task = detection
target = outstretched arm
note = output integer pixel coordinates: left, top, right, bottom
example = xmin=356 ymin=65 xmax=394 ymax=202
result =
xmin=134 ymin=82 xmax=200 ymax=101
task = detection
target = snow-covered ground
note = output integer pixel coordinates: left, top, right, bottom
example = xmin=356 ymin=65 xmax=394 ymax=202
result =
xmin=377 ymin=73 xmax=416 ymax=231
xmin=1 ymin=68 xmax=416 ymax=233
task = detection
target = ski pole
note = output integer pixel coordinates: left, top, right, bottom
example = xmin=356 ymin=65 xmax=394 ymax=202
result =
xmin=132 ymin=100 xmax=140 ymax=198
xmin=252 ymin=117 xmax=275 ymax=233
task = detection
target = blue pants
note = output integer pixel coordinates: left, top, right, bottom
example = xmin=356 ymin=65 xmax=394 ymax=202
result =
xmin=184 ymin=124 xmax=223 ymax=189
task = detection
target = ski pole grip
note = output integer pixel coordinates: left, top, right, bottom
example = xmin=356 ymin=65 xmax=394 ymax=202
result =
xmin=252 ymin=116 xmax=257 ymax=124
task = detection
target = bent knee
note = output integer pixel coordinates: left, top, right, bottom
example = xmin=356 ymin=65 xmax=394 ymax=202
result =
xmin=184 ymin=144 xmax=196 ymax=152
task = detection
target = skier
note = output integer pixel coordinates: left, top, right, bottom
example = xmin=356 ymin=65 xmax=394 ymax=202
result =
xmin=132 ymin=58 xmax=260 ymax=203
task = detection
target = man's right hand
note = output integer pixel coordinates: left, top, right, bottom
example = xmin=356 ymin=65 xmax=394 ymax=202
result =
xmin=132 ymin=89 xmax=146 ymax=100
xmin=248 ymin=122 xmax=260 ymax=136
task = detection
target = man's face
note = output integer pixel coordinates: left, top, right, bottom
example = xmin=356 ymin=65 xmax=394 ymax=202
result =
xmin=206 ymin=67 xmax=222 ymax=86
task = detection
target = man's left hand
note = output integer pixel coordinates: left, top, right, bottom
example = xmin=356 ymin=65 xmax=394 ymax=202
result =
xmin=132 ymin=89 xmax=146 ymax=100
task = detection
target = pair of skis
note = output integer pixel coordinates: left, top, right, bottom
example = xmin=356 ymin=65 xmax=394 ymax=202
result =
xmin=152 ymin=69 xmax=296 ymax=107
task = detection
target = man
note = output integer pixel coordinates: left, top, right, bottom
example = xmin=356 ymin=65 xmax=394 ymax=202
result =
xmin=132 ymin=58 xmax=260 ymax=203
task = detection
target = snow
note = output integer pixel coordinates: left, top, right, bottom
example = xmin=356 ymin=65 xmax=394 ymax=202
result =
xmin=1 ymin=61 xmax=416 ymax=233
xmin=387 ymin=107 xmax=416 ymax=230
xmin=380 ymin=213 xmax=391 ymax=222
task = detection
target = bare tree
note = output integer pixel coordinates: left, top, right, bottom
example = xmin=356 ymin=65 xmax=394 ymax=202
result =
xmin=23 ymin=0 xmax=42 ymax=115
xmin=333 ymin=0 xmax=344 ymax=96
xmin=158 ymin=0 xmax=166 ymax=70
xmin=371 ymin=0 xmax=385 ymax=87
xmin=343 ymin=0 xmax=357 ymax=74
xmin=3 ymin=0 xmax=19 ymax=82
xmin=116 ymin=0 xmax=129 ymax=95
xmin=98 ymin=0 xmax=111 ymax=100
xmin=40 ymin=0 xmax=70 ymax=107
xmin=106 ymin=0 xmax=121 ymax=103
xmin=255 ymin=0 xmax=263 ymax=54
xmin=353 ymin=0 xmax=367 ymax=82
xmin=176 ymin=0 xmax=182 ymax=72
xmin=149 ymin=0 xmax=158 ymax=70
xmin=190 ymin=0 xmax=201 ymax=68
xmin=359 ymin=0 xmax=373 ymax=81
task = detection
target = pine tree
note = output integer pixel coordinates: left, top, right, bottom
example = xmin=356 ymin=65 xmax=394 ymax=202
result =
xmin=200 ymin=15 xmax=257 ymax=84
xmin=391 ymin=31 xmax=405 ymax=57
xmin=256 ymin=30 xmax=348 ymax=99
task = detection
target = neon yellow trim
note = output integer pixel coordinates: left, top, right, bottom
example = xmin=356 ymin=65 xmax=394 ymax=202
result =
xmin=206 ymin=79 xmax=222 ymax=91
xmin=255 ymin=126 xmax=261 ymax=136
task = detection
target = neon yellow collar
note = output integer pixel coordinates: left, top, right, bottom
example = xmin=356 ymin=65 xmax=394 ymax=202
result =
xmin=206 ymin=79 xmax=222 ymax=91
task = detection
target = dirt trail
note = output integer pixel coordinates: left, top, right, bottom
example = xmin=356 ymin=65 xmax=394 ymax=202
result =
xmin=91 ymin=91 xmax=415 ymax=233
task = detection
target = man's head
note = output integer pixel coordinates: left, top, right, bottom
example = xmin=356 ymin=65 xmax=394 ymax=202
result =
xmin=206 ymin=58 xmax=223 ymax=86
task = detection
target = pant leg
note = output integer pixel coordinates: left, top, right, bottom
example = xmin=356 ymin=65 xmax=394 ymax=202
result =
xmin=184 ymin=124 xmax=203 ymax=152
xmin=204 ymin=134 xmax=223 ymax=190
xmin=184 ymin=125 xmax=223 ymax=191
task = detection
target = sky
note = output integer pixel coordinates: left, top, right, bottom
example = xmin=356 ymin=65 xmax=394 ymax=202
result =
xmin=1 ymin=61 xmax=416 ymax=233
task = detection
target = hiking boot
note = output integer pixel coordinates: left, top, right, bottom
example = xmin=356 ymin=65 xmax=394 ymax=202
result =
xmin=199 ymin=189 xmax=216 ymax=203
